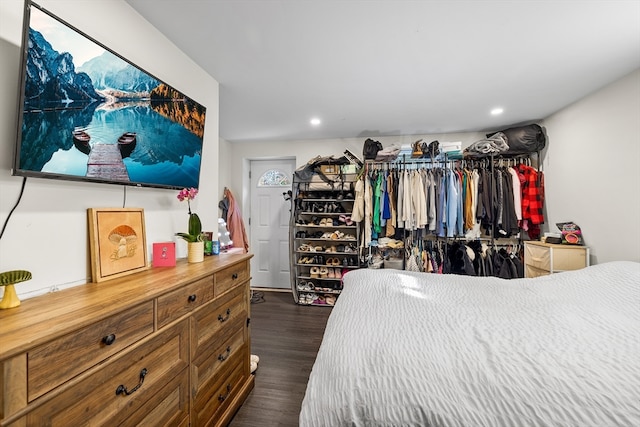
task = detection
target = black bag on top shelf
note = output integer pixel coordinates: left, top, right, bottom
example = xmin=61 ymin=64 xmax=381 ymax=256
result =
xmin=487 ymin=124 xmax=546 ymax=154
xmin=363 ymin=138 xmax=383 ymax=160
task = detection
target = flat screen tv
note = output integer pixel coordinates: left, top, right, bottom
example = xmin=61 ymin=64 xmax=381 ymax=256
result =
xmin=12 ymin=1 xmax=207 ymax=190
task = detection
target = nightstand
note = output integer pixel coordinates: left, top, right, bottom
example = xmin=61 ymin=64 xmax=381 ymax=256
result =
xmin=524 ymin=241 xmax=590 ymax=278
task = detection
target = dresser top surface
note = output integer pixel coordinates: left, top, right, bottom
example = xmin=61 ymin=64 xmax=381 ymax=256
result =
xmin=525 ymin=240 xmax=588 ymax=249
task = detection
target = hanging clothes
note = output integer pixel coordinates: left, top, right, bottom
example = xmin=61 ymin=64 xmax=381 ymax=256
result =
xmin=350 ymin=178 xmax=365 ymax=223
xmin=364 ymin=174 xmax=373 ymax=246
xmin=517 ymin=163 xmax=545 ymax=240
xmin=224 ymin=188 xmax=249 ymax=252
xmin=385 ymin=171 xmax=397 ymax=237
xmin=358 ymin=156 xmax=538 ymax=279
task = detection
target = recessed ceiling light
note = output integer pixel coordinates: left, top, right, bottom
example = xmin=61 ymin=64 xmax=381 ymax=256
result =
xmin=310 ymin=118 xmax=321 ymax=126
xmin=491 ymin=108 xmax=504 ymax=116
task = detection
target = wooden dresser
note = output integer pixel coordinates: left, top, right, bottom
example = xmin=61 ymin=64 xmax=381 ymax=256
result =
xmin=0 ymin=253 xmax=254 ymax=427
xmin=524 ymin=241 xmax=590 ymax=278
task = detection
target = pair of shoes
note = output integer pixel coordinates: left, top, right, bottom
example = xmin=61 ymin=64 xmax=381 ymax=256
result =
xmin=325 ymin=257 xmax=340 ymax=266
xmin=411 ymin=139 xmax=423 ymax=158
xmin=319 ymin=267 xmax=329 ymax=278
xmin=299 ymin=292 xmax=314 ymax=305
xmin=339 ymin=215 xmax=353 ymax=225
xmin=325 ymin=202 xmax=341 ymax=213
xmin=298 ymin=256 xmax=314 ymax=264
xmin=310 ymin=267 xmax=320 ymax=278
xmin=295 ymin=231 xmax=307 ymax=238
xmin=343 ymin=234 xmax=355 ymax=240
xmin=422 ymin=140 xmax=440 ymax=158
xmin=325 ymin=295 xmax=336 ymax=306
xmin=297 ymin=281 xmax=315 ymax=291
xmin=330 ymin=230 xmax=344 ymax=240
xmin=319 ymin=218 xmax=331 ymax=226
xmin=327 ymin=268 xmax=343 ymax=279
xmin=298 ymin=244 xmax=312 ymax=251
xmin=250 ymin=355 xmax=259 ymax=373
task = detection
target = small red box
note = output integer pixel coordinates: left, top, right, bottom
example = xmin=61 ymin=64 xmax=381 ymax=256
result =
xmin=153 ymin=242 xmax=176 ymax=267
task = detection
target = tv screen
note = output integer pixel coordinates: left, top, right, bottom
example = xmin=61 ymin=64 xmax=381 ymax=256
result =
xmin=12 ymin=1 xmax=207 ymax=190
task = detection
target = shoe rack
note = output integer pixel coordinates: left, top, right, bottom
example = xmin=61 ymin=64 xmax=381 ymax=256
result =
xmin=290 ymin=176 xmax=360 ymax=306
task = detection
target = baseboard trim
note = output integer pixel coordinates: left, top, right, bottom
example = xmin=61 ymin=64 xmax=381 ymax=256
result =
xmin=251 ymin=287 xmax=291 ymax=293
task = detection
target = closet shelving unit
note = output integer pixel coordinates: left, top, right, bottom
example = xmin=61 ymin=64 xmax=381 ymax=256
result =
xmin=362 ymin=151 xmax=540 ymax=275
xmin=290 ymin=171 xmax=361 ymax=306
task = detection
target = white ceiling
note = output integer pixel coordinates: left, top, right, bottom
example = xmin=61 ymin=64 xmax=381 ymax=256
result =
xmin=124 ymin=0 xmax=640 ymax=143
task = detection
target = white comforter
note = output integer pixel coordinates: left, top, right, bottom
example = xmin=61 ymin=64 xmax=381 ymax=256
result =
xmin=299 ymin=261 xmax=640 ymax=427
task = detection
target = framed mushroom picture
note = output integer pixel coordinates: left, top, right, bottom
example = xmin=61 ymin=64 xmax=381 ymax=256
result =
xmin=88 ymin=208 xmax=149 ymax=282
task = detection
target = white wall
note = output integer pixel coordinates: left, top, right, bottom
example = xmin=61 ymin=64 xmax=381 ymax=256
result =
xmin=0 ymin=0 xmax=220 ymax=299
xmin=218 ymin=137 xmax=232 ymax=201
xmin=542 ymin=69 xmax=640 ymax=264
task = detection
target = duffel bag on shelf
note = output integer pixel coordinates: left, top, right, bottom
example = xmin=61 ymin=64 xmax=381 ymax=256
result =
xmin=487 ymin=123 xmax=546 ymax=154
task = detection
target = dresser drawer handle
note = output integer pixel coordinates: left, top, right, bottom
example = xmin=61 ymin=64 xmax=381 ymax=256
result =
xmin=102 ymin=334 xmax=117 ymax=346
xmin=188 ymin=294 xmax=197 ymax=303
xmin=218 ymin=308 xmax=231 ymax=322
xmin=232 ymin=273 xmax=239 ymax=280
xmin=218 ymin=346 xmax=232 ymax=361
xmin=115 ymin=368 xmax=148 ymax=396
xmin=217 ymin=384 xmax=232 ymax=402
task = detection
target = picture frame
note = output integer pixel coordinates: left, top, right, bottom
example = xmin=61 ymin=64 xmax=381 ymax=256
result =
xmin=88 ymin=208 xmax=149 ymax=282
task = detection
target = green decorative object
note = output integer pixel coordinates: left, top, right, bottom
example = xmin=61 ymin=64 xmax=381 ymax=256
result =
xmin=0 ymin=270 xmax=32 ymax=309
xmin=175 ymin=187 xmax=204 ymax=243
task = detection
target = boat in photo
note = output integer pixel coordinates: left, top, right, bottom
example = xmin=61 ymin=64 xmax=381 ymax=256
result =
xmin=117 ymin=132 xmax=137 ymax=157
xmin=72 ymin=129 xmax=91 ymax=154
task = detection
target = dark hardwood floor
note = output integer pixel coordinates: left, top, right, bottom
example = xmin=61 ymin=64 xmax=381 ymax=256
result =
xmin=228 ymin=290 xmax=332 ymax=427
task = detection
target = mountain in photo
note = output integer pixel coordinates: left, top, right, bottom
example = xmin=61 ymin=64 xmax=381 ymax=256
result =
xmin=78 ymin=51 xmax=160 ymax=96
xmin=24 ymin=28 xmax=104 ymax=109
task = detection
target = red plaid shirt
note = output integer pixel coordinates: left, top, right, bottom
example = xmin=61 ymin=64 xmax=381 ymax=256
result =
xmin=517 ymin=164 xmax=545 ymax=225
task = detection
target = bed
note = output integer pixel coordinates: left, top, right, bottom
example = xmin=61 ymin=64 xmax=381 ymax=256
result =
xmin=299 ymin=261 xmax=640 ymax=427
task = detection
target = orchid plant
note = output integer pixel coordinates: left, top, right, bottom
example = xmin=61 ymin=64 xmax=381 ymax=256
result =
xmin=175 ymin=187 xmax=203 ymax=243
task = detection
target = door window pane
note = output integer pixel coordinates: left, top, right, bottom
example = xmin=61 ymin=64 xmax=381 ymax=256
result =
xmin=257 ymin=169 xmax=291 ymax=187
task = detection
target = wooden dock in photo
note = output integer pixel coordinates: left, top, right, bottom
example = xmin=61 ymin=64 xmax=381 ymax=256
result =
xmin=86 ymin=143 xmax=130 ymax=182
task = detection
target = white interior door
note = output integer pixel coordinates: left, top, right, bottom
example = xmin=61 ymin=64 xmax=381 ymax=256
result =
xmin=249 ymin=159 xmax=295 ymax=288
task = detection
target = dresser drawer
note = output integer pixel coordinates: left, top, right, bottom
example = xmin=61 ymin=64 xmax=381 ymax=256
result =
xmin=553 ymin=247 xmax=588 ymax=271
xmin=27 ymin=301 xmax=154 ymax=401
xmin=214 ymin=260 xmax=249 ymax=297
xmin=124 ymin=367 xmax=189 ymax=427
xmin=191 ymin=284 xmax=247 ymax=359
xmin=192 ymin=320 xmax=246 ymax=400
xmin=26 ymin=320 xmax=189 ymax=426
xmin=157 ymin=276 xmax=214 ymax=329
xmin=525 ymin=264 xmax=550 ymax=278
xmin=524 ymin=243 xmax=550 ymax=271
xmin=193 ymin=353 xmax=246 ymax=427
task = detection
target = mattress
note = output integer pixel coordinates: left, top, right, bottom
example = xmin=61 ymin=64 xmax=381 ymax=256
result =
xmin=299 ymin=261 xmax=640 ymax=427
